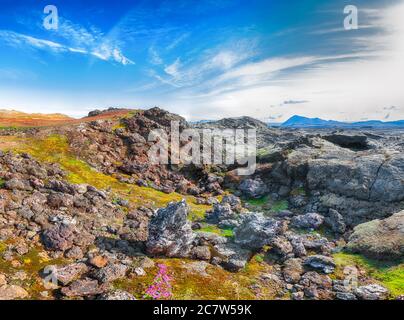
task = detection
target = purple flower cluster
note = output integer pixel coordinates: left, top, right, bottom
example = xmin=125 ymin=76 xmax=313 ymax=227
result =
xmin=144 ymin=264 xmax=173 ymax=300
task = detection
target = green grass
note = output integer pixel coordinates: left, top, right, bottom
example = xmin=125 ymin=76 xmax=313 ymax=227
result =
xmin=334 ymin=252 xmax=404 ymax=298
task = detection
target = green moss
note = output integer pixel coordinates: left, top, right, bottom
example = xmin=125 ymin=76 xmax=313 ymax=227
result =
xmin=197 ymin=225 xmax=234 ymax=238
xmin=255 ymin=254 xmax=265 ymax=263
xmin=0 ymin=242 xmax=7 ymax=253
xmin=375 ymin=267 xmax=404 ymax=298
xmin=270 ymin=200 xmax=288 ymax=212
xmin=245 ymin=196 xmax=269 ymax=206
xmin=198 ymin=225 xmax=221 ymax=235
xmin=244 ymin=197 xmax=288 ymax=213
xmin=4 ymin=134 xmax=211 ymax=215
xmin=0 ymin=178 xmax=5 ymax=188
xmin=112 ymin=122 xmax=126 ymax=131
xmin=221 ymin=228 xmax=234 ymax=238
xmin=256 ymin=148 xmax=270 ymax=157
xmin=333 ymin=252 xmax=404 ymax=298
xmin=123 ymin=110 xmax=140 ymax=118
xmin=256 ymin=148 xmax=266 ymax=156
xmin=188 ymin=207 xmax=208 ymax=222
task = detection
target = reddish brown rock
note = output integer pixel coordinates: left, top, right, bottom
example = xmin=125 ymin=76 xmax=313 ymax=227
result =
xmin=89 ymin=256 xmax=109 ymax=269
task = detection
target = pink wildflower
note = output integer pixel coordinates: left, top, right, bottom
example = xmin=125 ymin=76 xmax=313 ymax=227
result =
xmin=144 ymin=264 xmax=173 ymax=300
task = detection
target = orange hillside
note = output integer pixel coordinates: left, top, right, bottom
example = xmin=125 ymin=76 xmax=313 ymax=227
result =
xmin=0 ymin=108 xmax=133 ymax=127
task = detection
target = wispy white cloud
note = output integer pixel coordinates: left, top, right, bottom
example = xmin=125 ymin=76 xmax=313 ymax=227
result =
xmin=55 ymin=17 xmax=134 ymax=65
xmin=91 ymin=43 xmax=134 ymax=65
xmin=164 ymin=58 xmax=182 ymax=78
xmin=0 ymin=16 xmax=134 ymax=66
xmin=209 ymin=50 xmax=247 ymax=70
xmin=0 ymin=30 xmax=62 ymax=51
xmin=55 ymin=18 xmax=101 ymax=47
xmin=152 ymin=39 xmax=258 ymax=88
xmin=166 ymin=32 xmax=190 ymax=50
xmin=218 ymin=56 xmax=315 ymax=82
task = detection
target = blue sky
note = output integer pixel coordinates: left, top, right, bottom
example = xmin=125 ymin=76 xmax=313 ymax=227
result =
xmin=0 ymin=0 xmax=403 ymax=121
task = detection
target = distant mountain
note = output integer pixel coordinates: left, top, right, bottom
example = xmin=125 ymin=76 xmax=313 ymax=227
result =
xmin=282 ymin=115 xmax=341 ymax=127
xmin=280 ymin=115 xmax=404 ymax=128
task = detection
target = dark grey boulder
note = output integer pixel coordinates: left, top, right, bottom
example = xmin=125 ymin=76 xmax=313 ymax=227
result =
xmin=221 ymin=194 xmax=242 ymax=211
xmin=234 ymin=213 xmax=287 ymax=250
xmin=207 ymin=203 xmax=236 ymax=223
xmin=212 ymin=243 xmax=252 ymax=272
xmin=291 ymin=213 xmax=324 ymax=230
xmin=238 ymin=178 xmax=268 ymax=199
xmin=355 ymin=284 xmax=389 ymax=300
xmin=324 ymin=209 xmax=346 ymax=233
xmin=146 ymin=200 xmax=195 ymax=258
xmin=303 ymin=255 xmax=336 ymax=274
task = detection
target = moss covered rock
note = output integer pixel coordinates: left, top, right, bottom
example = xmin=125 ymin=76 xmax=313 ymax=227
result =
xmin=347 ymin=211 xmax=404 ymax=260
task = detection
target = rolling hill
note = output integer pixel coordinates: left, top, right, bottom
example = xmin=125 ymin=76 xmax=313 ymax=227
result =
xmin=0 ymin=108 xmax=134 ymax=128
